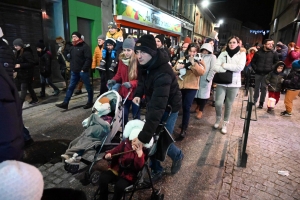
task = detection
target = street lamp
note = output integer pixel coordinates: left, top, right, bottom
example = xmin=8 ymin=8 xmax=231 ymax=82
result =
xmin=218 ymin=19 xmax=223 ymax=26
xmin=201 ymin=0 xmax=209 ymax=8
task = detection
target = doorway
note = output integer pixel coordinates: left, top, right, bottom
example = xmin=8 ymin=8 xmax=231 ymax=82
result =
xmin=77 ymin=17 xmax=92 ymax=47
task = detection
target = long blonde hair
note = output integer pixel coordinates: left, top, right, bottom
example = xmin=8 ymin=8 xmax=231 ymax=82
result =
xmin=119 ymin=48 xmax=138 ymax=81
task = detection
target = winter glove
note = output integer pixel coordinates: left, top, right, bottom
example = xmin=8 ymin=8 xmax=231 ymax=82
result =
xmin=122 ymin=82 xmax=131 ymax=89
xmin=107 ymin=79 xmax=116 ymax=89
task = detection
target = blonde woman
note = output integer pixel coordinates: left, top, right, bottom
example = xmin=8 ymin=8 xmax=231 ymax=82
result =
xmin=107 ymin=36 xmax=139 ymax=125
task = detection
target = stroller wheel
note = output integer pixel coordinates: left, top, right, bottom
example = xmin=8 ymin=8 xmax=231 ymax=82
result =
xmin=90 ymin=171 xmax=101 ymax=185
xmin=151 ymin=189 xmax=164 ymax=200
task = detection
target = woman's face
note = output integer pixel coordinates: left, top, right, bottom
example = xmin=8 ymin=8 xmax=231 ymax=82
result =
xmin=170 ymin=48 xmax=174 ymax=53
xmin=188 ymin=47 xmax=197 ymax=57
xmin=228 ymin=38 xmax=238 ymax=50
xmin=123 ymin=48 xmax=133 ymax=58
xmin=155 ymin=38 xmax=163 ymax=48
xmin=14 ymin=45 xmax=22 ymax=51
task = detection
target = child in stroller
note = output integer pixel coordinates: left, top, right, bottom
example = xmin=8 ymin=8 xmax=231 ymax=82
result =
xmin=61 ymin=91 xmax=122 ymax=164
xmin=96 ymin=119 xmax=153 ymax=200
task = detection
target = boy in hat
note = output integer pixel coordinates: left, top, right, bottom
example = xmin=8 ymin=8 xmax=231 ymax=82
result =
xmin=280 ymin=60 xmax=300 ymax=116
xmin=132 ymin=34 xmax=184 ymax=182
xmin=97 ymin=22 xmax=123 ymax=72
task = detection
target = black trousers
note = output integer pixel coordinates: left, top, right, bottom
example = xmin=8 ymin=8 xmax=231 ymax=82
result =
xmin=98 ymin=170 xmax=131 ymax=200
xmin=20 ymin=81 xmax=38 ymax=105
xmin=195 ymin=98 xmax=208 ymax=112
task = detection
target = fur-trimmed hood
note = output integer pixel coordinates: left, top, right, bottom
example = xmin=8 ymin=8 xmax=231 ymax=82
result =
xmin=247 ymin=47 xmax=258 ymax=54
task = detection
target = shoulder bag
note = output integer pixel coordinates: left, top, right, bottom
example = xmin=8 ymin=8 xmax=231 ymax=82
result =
xmin=213 ymin=55 xmax=233 ymax=84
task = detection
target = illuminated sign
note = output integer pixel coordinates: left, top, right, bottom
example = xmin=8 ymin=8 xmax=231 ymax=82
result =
xmin=116 ymin=0 xmax=182 ymax=34
xmin=250 ymin=30 xmax=270 ymax=35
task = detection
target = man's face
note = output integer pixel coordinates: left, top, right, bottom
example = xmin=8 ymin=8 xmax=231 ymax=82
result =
xmin=72 ymin=35 xmax=79 ymax=42
xmin=106 ymin=44 xmax=114 ymax=51
xmin=239 ymin=40 xmax=243 ymax=47
xmin=155 ymin=38 xmax=163 ymax=48
xmin=98 ymin=39 xmax=104 ymax=46
xmin=264 ymin=41 xmax=274 ymax=51
xmin=109 ymin=28 xmax=117 ymax=34
xmin=136 ymin=50 xmax=152 ymax=65
xmin=182 ymin=43 xmax=189 ymax=52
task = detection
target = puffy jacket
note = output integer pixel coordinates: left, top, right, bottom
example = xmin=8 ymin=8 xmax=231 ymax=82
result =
xmin=92 ymin=45 xmax=103 ymax=69
xmin=284 ymin=50 xmax=300 ymax=69
xmin=0 ymin=39 xmax=15 ymax=79
xmin=38 ymin=50 xmax=52 ymax=78
xmin=112 ymin=59 xmax=138 ymax=100
xmin=15 ymin=45 xmax=36 ymax=83
xmin=283 ymin=69 xmax=300 ymax=90
xmin=173 ymin=58 xmax=206 ymax=89
xmin=106 ymin=139 xmax=145 ymax=182
xmin=0 ymin=64 xmax=24 ymax=162
xmin=214 ymin=48 xmax=246 ymax=87
xmin=69 ymin=41 xmax=92 ymax=72
xmin=277 ymin=44 xmax=288 ymax=61
xmin=135 ymin=49 xmax=182 ymax=144
xmin=265 ymin=63 xmax=286 ymax=92
xmin=251 ymin=48 xmax=279 ymax=75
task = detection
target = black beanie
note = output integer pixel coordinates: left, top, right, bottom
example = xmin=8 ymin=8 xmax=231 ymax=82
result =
xmin=36 ymin=40 xmax=45 ymax=49
xmin=134 ymin=35 xmax=157 ymax=57
xmin=71 ymin=31 xmax=82 ymax=39
xmin=205 ymin=37 xmax=214 ymax=43
xmin=155 ymin=34 xmax=165 ymax=44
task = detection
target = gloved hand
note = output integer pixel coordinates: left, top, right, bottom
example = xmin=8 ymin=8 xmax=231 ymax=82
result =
xmin=107 ymin=79 xmax=116 ymax=88
xmin=122 ymin=82 xmax=131 ymax=89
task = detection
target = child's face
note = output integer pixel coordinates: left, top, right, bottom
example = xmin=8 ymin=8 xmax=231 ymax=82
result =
xmin=277 ymin=66 xmax=284 ymax=73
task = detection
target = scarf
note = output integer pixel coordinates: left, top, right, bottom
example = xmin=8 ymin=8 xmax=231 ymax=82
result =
xmin=72 ymin=39 xmax=84 ymax=46
xmin=122 ymin=58 xmax=130 ymax=66
xmin=226 ymin=46 xmax=240 ymax=58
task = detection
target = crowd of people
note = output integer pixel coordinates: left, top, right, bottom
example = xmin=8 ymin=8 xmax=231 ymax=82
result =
xmin=1 ymin=21 xmax=300 ymax=199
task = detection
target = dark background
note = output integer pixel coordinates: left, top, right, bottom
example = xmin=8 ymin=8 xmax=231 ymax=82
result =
xmin=208 ymin=0 xmax=275 ymax=29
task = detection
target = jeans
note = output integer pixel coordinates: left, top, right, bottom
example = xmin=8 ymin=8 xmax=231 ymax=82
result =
xmin=253 ymin=74 xmax=267 ymax=104
xmin=181 ymin=89 xmax=197 ymax=130
xmin=150 ymin=111 xmax=183 ymax=173
xmin=40 ymin=75 xmax=59 ymax=93
xmin=64 ymin=71 xmax=93 ymax=104
xmin=215 ymin=86 xmax=239 ymax=121
xmin=20 ymin=81 xmax=38 ymax=105
xmin=123 ymin=100 xmax=140 ymax=125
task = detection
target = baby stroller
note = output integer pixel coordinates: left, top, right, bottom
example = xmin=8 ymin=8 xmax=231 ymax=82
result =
xmin=93 ymin=105 xmax=174 ymax=200
xmin=63 ymin=90 xmax=124 ymax=181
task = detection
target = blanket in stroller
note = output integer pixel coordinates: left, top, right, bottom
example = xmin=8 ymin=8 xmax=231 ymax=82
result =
xmin=65 ymin=113 xmax=110 ymax=156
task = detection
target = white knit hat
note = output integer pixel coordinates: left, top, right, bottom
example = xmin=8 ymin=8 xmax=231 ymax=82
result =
xmin=0 ymin=160 xmax=44 ymax=200
xmin=0 ymin=27 xmax=3 ymax=38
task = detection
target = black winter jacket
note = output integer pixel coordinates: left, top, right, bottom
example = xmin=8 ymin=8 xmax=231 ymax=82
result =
xmin=15 ymin=45 xmax=36 ymax=83
xmin=265 ymin=66 xmax=286 ymax=92
xmin=283 ymin=69 xmax=300 ymax=90
xmin=251 ymin=48 xmax=279 ymax=75
xmin=135 ymin=49 xmax=182 ymax=144
xmin=0 ymin=39 xmax=15 ymax=79
xmin=0 ymin=64 xmax=24 ymax=162
xmin=69 ymin=41 xmax=92 ymax=73
xmin=38 ymin=50 xmax=52 ymax=78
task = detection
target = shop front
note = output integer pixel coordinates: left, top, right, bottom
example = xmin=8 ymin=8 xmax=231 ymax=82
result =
xmin=114 ymin=0 xmax=183 ymax=47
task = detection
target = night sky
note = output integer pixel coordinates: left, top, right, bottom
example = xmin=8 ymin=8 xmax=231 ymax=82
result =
xmin=208 ymin=0 xmax=275 ymax=29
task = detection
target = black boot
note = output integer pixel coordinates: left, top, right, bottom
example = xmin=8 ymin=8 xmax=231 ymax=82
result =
xmin=83 ymin=102 xmax=93 ymax=109
xmin=56 ymin=102 xmax=68 ymax=109
xmin=175 ymin=129 xmax=186 ymax=141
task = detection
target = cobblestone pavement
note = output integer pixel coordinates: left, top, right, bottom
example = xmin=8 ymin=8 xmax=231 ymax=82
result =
xmin=22 ymin=84 xmax=300 ymax=200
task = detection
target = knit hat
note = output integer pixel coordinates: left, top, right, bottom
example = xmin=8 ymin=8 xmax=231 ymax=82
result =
xmin=205 ymin=37 xmax=214 ymax=44
xmin=55 ymin=36 xmax=65 ymax=44
xmin=0 ymin=160 xmax=44 ymax=200
xmin=97 ymin=35 xmax=105 ymax=40
xmin=71 ymin=31 xmax=82 ymax=39
xmin=0 ymin=27 xmax=3 ymax=38
xmin=108 ymin=22 xmax=117 ymax=29
xmin=106 ymin=38 xmax=116 ymax=46
xmin=134 ymin=34 xmax=157 ymax=57
xmin=292 ymin=60 xmax=300 ymax=70
xmin=36 ymin=40 xmax=45 ymax=49
xmin=13 ymin=38 xmax=24 ymax=47
xmin=183 ymin=36 xmax=191 ymax=44
xmin=123 ymin=36 xmax=135 ymax=50
xmin=155 ymin=34 xmax=165 ymax=43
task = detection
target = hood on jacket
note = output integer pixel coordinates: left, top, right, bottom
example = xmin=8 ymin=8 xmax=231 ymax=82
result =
xmin=200 ymin=43 xmax=213 ymax=54
xmin=273 ymin=61 xmax=286 ymax=74
xmin=247 ymin=47 xmax=258 ymax=54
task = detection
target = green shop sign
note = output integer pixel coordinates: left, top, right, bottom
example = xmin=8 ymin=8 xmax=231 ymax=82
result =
xmin=116 ymin=0 xmax=182 ymax=34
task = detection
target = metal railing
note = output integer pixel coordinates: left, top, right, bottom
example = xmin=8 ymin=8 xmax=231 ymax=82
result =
xmin=239 ymin=87 xmax=257 ymax=167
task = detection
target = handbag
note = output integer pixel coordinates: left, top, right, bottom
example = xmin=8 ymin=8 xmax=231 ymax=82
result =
xmin=60 ymin=53 xmax=70 ymax=73
xmin=213 ymin=55 xmax=233 ymax=84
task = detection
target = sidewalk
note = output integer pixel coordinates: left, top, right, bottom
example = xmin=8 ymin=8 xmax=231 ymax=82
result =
xmin=219 ymin=90 xmax=300 ymax=200
xmin=22 ymin=85 xmax=300 ymax=199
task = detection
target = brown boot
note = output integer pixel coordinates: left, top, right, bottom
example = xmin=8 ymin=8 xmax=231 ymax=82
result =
xmin=194 ymin=105 xmax=200 ymax=113
xmin=195 ymin=111 xmax=202 ymax=119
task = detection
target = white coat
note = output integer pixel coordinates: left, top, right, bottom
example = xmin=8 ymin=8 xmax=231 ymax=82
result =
xmin=213 ymin=49 xmax=246 ymax=87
